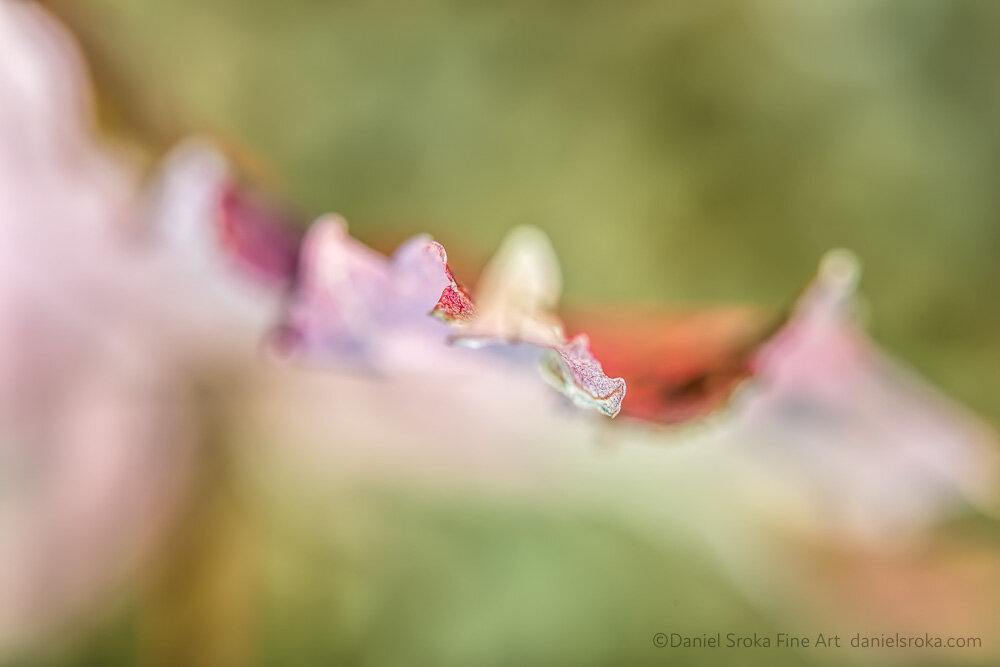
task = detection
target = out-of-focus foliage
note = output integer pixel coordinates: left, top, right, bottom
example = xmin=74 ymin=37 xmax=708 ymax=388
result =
xmin=51 ymin=0 xmax=1000 ymax=423
xmin=14 ymin=3 xmax=998 ymax=667
xmin=50 ymin=0 xmax=1000 ymax=417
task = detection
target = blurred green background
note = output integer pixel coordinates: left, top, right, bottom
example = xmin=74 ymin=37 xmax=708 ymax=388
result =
xmin=51 ymin=0 xmax=1000 ymax=423
xmin=23 ymin=1 xmax=1000 ymax=665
